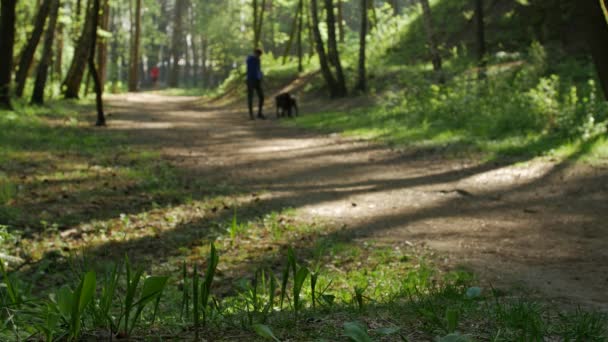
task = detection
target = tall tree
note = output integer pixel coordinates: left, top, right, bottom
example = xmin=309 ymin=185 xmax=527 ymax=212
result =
xmin=97 ymin=0 xmax=110 ymax=86
xmin=32 ymin=0 xmax=61 ymax=105
xmin=336 ymin=0 xmax=344 ymax=43
xmin=14 ymin=0 xmax=53 ymax=98
xmin=62 ymin=0 xmax=95 ymax=98
xmin=310 ymin=0 xmax=339 ymax=97
xmin=324 ymin=0 xmax=347 ymax=96
xmin=297 ymin=0 xmax=304 ymax=72
xmin=169 ymin=0 xmax=186 ymax=87
xmin=577 ymin=0 xmax=608 ymax=100
xmin=253 ymin=0 xmax=267 ymax=48
xmin=419 ymin=0 xmax=444 ymax=83
xmin=54 ymin=14 xmax=64 ymax=79
xmin=390 ymin=0 xmax=399 ymax=15
xmin=355 ymin=0 xmax=368 ymax=93
xmin=0 ymin=0 xmax=17 ymax=110
xmin=88 ymin=0 xmax=105 ymax=125
xmin=128 ymin=0 xmax=142 ymax=91
xmin=475 ymin=0 xmax=486 ymax=79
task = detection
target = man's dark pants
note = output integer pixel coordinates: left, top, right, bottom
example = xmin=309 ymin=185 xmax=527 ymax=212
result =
xmin=247 ymin=79 xmax=264 ymax=119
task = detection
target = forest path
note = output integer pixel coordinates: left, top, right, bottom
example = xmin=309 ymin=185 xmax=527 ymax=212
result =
xmin=105 ymin=92 xmax=608 ymax=310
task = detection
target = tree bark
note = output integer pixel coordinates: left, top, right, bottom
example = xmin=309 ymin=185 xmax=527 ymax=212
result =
xmin=324 ymin=0 xmax=347 ymax=96
xmin=578 ymin=0 xmax=608 ymax=100
xmin=62 ymin=0 xmax=95 ymax=99
xmin=169 ymin=0 xmax=186 ymax=87
xmin=419 ymin=0 xmax=444 ymax=83
xmin=355 ymin=0 xmax=368 ymax=93
xmin=297 ymin=0 xmax=304 ymax=72
xmin=475 ymin=0 xmax=486 ymax=79
xmin=310 ymin=0 xmax=339 ymax=98
xmin=390 ymin=0 xmax=399 ymax=16
xmin=254 ymin=0 xmax=267 ymax=48
xmin=201 ymin=37 xmax=209 ymax=88
xmin=88 ymin=0 xmax=105 ymax=126
xmin=54 ymin=18 xmax=64 ymax=79
xmin=336 ymin=0 xmax=344 ymax=43
xmin=282 ymin=1 xmax=301 ymax=64
xmin=32 ymin=0 xmax=60 ymax=105
xmin=97 ymin=0 xmax=110 ymax=87
xmin=253 ymin=0 xmax=258 ymax=47
xmin=128 ymin=0 xmax=142 ymax=91
xmin=0 ymin=0 xmax=17 ymax=110
xmin=14 ymin=0 xmax=53 ymax=98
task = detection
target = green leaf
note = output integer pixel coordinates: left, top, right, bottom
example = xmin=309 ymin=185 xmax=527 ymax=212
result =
xmin=321 ymin=294 xmax=335 ymax=306
xmin=253 ymin=324 xmax=281 ymax=341
xmin=344 ymin=322 xmax=373 ymax=342
xmin=78 ymin=271 xmax=96 ymax=313
xmin=134 ymin=276 xmax=168 ymax=307
xmin=446 ymin=308 xmax=459 ymax=333
xmin=55 ymin=286 xmax=74 ymax=320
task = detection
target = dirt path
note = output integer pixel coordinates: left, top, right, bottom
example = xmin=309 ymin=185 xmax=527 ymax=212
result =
xmin=105 ymin=93 xmax=608 ymax=310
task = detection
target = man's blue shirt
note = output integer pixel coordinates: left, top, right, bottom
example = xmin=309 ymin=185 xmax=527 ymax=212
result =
xmin=246 ymin=55 xmax=263 ymax=81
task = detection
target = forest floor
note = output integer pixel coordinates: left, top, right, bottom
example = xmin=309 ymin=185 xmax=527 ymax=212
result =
xmin=102 ymin=92 xmax=608 ymax=311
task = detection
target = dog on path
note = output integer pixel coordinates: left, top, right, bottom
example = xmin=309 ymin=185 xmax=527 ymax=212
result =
xmin=275 ymin=93 xmax=299 ymax=118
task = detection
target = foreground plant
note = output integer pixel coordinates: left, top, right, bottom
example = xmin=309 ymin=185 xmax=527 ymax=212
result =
xmin=51 ymin=271 xmax=96 ymax=341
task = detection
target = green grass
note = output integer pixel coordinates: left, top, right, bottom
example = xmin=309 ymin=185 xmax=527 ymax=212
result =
xmin=0 ymin=98 xmax=606 ymax=341
xmin=288 ymin=51 xmax=608 ymax=162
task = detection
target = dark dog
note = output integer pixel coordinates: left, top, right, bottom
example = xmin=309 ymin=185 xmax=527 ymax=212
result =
xmin=275 ymin=93 xmax=299 ymax=118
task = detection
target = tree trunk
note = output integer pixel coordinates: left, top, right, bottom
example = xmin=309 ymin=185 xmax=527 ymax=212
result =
xmin=189 ymin=3 xmax=198 ymax=87
xmin=201 ymin=36 xmax=208 ymax=88
xmin=310 ymin=0 xmax=339 ymax=98
xmin=297 ymin=0 xmax=304 ymax=72
xmin=169 ymin=0 xmax=185 ymax=87
xmin=14 ymin=0 xmax=53 ymax=98
xmin=475 ymin=0 xmax=486 ymax=79
xmin=97 ymin=0 xmax=110 ymax=87
xmin=128 ymin=0 xmax=142 ymax=91
xmin=54 ymin=18 xmax=64 ymax=79
xmin=578 ymin=0 xmax=608 ymax=100
xmin=282 ymin=1 xmax=301 ymax=64
xmin=324 ymin=0 xmax=347 ymax=96
xmin=0 ymin=0 xmax=17 ymax=110
xmin=32 ymin=0 xmax=60 ymax=105
xmin=109 ymin=5 xmax=119 ymax=92
xmin=88 ymin=0 xmax=105 ymax=126
xmin=419 ymin=0 xmax=444 ymax=83
xmin=336 ymin=0 xmax=345 ymax=43
xmin=62 ymin=0 xmax=95 ymax=99
xmin=390 ymin=0 xmax=399 ymax=15
xmin=254 ymin=0 xmax=267 ymax=48
xmin=355 ymin=0 xmax=368 ymax=93
xmin=253 ymin=0 xmax=258 ymax=47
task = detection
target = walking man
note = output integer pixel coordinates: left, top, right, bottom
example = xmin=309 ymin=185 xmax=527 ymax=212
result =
xmin=246 ymin=48 xmax=266 ymax=120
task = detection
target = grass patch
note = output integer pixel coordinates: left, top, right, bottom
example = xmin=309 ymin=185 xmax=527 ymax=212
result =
xmin=289 ymin=50 xmax=608 ymax=162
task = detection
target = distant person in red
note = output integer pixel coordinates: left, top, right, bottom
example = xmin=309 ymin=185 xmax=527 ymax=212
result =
xmin=150 ymin=66 xmax=160 ymax=88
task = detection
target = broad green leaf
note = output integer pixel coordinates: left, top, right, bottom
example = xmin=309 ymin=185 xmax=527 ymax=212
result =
xmin=134 ymin=276 xmax=168 ymax=307
xmin=78 ymin=271 xmax=96 ymax=313
xmin=446 ymin=308 xmax=459 ymax=333
xmin=294 ymin=267 xmax=309 ymax=294
xmin=55 ymin=286 xmax=74 ymax=319
xmin=344 ymin=322 xmax=373 ymax=342
xmin=253 ymin=324 xmax=281 ymax=341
